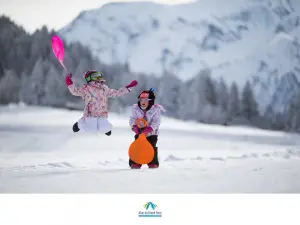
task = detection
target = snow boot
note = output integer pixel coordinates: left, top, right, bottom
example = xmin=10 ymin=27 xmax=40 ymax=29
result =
xmin=130 ymin=164 xmax=142 ymax=169
xmin=105 ymin=130 xmax=112 ymax=136
xmin=148 ymin=164 xmax=159 ymax=169
xmin=73 ymin=122 xmax=80 ymax=132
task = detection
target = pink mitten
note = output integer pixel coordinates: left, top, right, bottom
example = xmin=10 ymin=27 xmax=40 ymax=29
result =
xmin=132 ymin=125 xmax=139 ymax=134
xmin=126 ymin=80 xmax=138 ymax=89
xmin=65 ymin=73 xmax=73 ymax=86
xmin=142 ymin=126 xmax=153 ymax=134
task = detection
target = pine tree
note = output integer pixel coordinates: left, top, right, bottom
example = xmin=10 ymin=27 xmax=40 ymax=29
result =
xmin=217 ymin=77 xmax=229 ymax=112
xmin=228 ymin=82 xmax=240 ymax=121
xmin=0 ymin=69 xmax=21 ymax=103
xmin=204 ymin=73 xmax=217 ymax=106
xmin=287 ymin=91 xmax=300 ymax=131
xmin=241 ymin=81 xmax=259 ymax=120
xmin=158 ymin=72 xmax=181 ymax=116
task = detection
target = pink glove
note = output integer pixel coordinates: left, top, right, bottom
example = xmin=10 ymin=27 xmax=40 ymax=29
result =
xmin=65 ymin=74 xmax=73 ymax=86
xmin=126 ymin=80 xmax=138 ymax=89
xmin=132 ymin=125 xmax=139 ymax=134
xmin=142 ymin=126 xmax=153 ymax=134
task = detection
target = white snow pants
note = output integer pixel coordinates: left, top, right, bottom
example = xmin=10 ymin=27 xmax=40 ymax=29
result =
xmin=77 ymin=117 xmax=112 ymax=134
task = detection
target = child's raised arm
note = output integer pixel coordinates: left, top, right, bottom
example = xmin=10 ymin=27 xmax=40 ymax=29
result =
xmin=106 ymin=86 xmax=130 ymax=98
xmin=65 ymin=74 xmax=85 ymax=97
xmin=105 ymin=80 xmax=138 ymax=98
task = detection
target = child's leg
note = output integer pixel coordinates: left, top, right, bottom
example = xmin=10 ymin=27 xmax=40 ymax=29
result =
xmin=146 ymin=135 xmax=159 ymax=167
xmin=97 ymin=117 xmax=113 ymax=135
xmin=76 ymin=117 xmax=112 ymax=134
xmin=129 ymin=158 xmax=141 ymax=168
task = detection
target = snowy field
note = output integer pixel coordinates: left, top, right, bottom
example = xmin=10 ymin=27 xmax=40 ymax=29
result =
xmin=1 ymin=103 xmax=300 ymax=193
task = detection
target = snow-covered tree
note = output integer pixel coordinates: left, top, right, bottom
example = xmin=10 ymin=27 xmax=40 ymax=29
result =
xmin=241 ymin=81 xmax=259 ymax=120
xmin=43 ymin=64 xmax=67 ymax=107
xmin=0 ymin=69 xmax=21 ymax=103
xmin=228 ymin=82 xmax=240 ymax=121
xmin=157 ymin=72 xmax=181 ymax=116
xmin=287 ymin=91 xmax=300 ymax=131
xmin=217 ymin=77 xmax=229 ymax=113
xmin=19 ymin=58 xmax=48 ymax=105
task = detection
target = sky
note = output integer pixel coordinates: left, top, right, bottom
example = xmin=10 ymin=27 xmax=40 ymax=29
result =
xmin=0 ymin=0 xmax=195 ymax=33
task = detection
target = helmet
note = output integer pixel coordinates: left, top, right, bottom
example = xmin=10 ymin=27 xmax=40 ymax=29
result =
xmin=138 ymin=88 xmax=155 ymax=110
xmin=84 ymin=70 xmax=105 ymax=83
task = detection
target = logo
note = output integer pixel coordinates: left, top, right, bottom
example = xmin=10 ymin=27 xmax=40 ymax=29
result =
xmin=138 ymin=202 xmax=162 ymax=217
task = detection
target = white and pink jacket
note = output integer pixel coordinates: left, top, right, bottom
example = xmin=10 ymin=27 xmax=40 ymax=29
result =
xmin=68 ymin=81 xmax=130 ymax=120
xmin=129 ymin=103 xmax=165 ymax=137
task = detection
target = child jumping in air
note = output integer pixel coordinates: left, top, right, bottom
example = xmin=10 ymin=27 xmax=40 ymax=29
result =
xmin=65 ymin=70 xmax=138 ymax=136
xmin=129 ymin=88 xmax=165 ymax=169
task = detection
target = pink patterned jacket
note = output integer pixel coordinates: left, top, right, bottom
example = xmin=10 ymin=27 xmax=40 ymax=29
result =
xmin=129 ymin=103 xmax=165 ymax=137
xmin=68 ymin=81 xmax=130 ymax=119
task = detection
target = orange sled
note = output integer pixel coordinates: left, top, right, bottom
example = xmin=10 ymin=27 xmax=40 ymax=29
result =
xmin=128 ymin=118 xmax=154 ymax=165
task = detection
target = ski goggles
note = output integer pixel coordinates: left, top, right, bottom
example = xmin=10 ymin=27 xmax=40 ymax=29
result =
xmin=86 ymin=72 xmax=105 ymax=82
xmin=139 ymin=98 xmax=151 ymax=103
xmin=139 ymin=92 xmax=152 ymax=102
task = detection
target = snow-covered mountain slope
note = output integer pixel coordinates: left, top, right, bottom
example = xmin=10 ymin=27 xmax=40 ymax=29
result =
xmin=213 ymin=31 xmax=300 ymax=113
xmin=59 ymin=0 xmax=300 ymax=113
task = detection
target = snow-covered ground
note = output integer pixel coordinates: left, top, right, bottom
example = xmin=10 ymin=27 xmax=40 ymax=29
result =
xmin=1 ymin=103 xmax=300 ymax=193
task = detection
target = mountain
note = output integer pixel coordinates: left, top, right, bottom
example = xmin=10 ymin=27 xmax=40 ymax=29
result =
xmin=58 ymin=0 xmax=300 ymax=115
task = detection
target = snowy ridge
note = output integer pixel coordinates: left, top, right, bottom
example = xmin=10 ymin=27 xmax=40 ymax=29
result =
xmin=59 ymin=0 xmax=282 ymax=81
xmin=59 ymin=0 xmax=300 ymax=114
